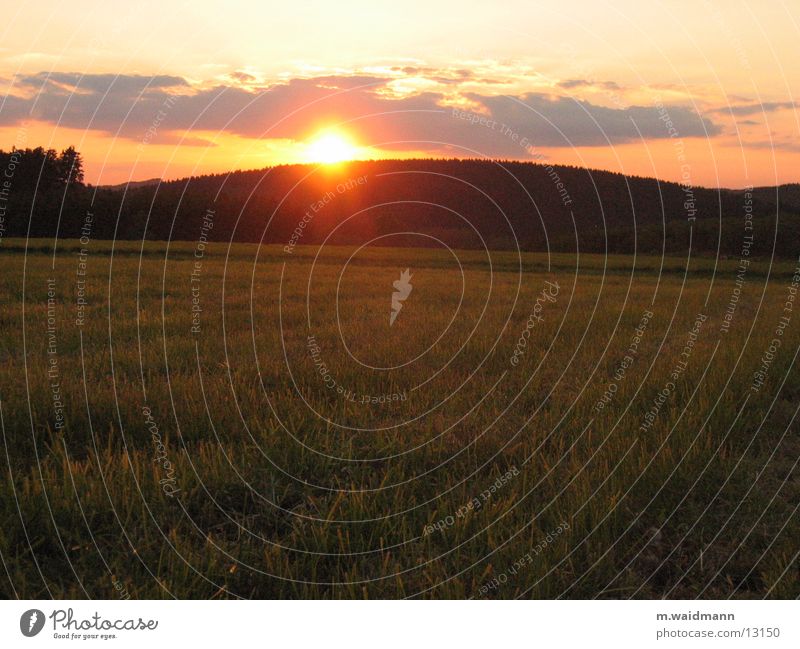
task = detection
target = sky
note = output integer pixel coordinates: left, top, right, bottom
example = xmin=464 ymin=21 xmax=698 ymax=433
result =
xmin=0 ymin=0 xmax=797 ymax=187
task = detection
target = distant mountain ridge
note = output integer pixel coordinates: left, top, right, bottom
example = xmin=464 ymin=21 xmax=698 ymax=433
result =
xmin=96 ymin=178 xmax=162 ymax=191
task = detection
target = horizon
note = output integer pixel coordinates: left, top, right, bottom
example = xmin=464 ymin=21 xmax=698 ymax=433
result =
xmin=80 ymin=155 xmax=795 ymax=192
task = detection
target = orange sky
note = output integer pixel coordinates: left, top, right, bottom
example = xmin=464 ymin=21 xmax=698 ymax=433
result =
xmin=0 ymin=0 xmax=798 ymax=188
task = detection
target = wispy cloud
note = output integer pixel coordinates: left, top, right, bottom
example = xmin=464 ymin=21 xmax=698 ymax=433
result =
xmin=712 ymin=101 xmax=798 ymax=116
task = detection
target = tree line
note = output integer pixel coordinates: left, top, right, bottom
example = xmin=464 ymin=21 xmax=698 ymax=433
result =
xmin=1 ymin=147 xmax=798 ymax=258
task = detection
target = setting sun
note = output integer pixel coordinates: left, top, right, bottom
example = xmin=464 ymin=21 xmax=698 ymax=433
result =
xmin=305 ymin=131 xmax=358 ymax=164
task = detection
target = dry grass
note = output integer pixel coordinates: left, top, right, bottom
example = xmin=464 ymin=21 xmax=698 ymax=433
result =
xmin=0 ymin=239 xmax=797 ymax=598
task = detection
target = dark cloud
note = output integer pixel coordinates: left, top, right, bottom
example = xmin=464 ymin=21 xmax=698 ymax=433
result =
xmin=0 ymin=71 xmax=723 ymax=155
xmin=0 ymin=94 xmax=29 ymax=121
xmin=17 ymin=72 xmax=188 ymax=94
xmin=469 ymin=93 xmax=720 ymax=147
xmin=0 ymin=73 xmax=394 ymax=141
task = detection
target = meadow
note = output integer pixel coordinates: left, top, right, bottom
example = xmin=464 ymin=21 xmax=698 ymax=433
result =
xmin=0 ymin=238 xmax=798 ymax=598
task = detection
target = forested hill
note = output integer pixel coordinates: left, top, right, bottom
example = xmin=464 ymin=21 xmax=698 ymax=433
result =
xmin=2 ymin=150 xmax=799 ymax=256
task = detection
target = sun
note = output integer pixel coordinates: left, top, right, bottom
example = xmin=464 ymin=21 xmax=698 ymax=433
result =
xmin=305 ymin=131 xmax=358 ymax=164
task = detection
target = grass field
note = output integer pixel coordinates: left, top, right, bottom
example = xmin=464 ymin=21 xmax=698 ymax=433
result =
xmin=1 ymin=238 xmax=798 ymax=599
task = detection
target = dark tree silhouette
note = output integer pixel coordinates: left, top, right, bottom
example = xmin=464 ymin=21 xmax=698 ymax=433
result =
xmin=57 ymin=146 xmax=84 ymax=186
xmin=0 ymin=146 xmax=797 ymax=257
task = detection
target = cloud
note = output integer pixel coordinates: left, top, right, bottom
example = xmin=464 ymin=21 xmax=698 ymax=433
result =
xmin=713 ymin=101 xmax=798 ymax=116
xmin=558 ymin=79 xmax=621 ymax=91
xmin=469 ymin=92 xmax=720 ymax=147
xmin=228 ymin=70 xmax=256 ymax=84
xmin=739 ymin=138 xmax=800 ymax=153
xmin=17 ymin=71 xmax=188 ymax=94
xmin=0 ymin=71 xmax=723 ymax=155
xmin=390 ymin=66 xmax=475 ymax=82
xmin=0 ymin=94 xmax=29 ymax=121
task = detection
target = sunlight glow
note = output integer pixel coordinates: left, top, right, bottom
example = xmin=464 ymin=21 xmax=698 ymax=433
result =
xmin=305 ymin=131 xmax=358 ymax=164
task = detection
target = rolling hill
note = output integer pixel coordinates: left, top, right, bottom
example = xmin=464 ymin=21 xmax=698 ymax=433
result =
xmin=5 ymin=156 xmax=799 ymax=256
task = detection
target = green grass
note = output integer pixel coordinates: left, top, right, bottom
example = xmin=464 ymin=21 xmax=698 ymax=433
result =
xmin=0 ymin=238 xmax=798 ymax=598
